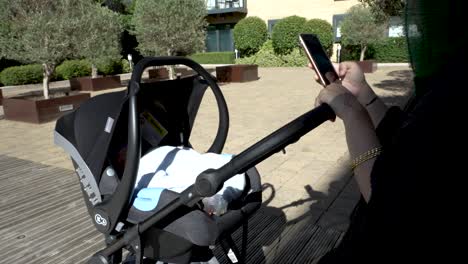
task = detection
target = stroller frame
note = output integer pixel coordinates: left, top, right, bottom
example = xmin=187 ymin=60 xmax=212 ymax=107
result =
xmin=55 ymin=57 xmax=335 ymax=264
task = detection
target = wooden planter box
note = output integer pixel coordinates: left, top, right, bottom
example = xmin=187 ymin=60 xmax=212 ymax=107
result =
xmin=3 ymin=92 xmax=90 ymax=124
xmin=357 ymin=60 xmax=377 ymax=73
xmin=175 ymin=68 xmax=197 ymax=78
xmin=148 ymin=68 xmax=169 ymax=80
xmin=70 ymin=76 xmax=122 ymax=91
xmin=216 ymin=64 xmax=259 ymax=83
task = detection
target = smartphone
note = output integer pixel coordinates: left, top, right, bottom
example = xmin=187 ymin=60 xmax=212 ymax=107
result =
xmin=299 ymin=34 xmax=339 ymax=86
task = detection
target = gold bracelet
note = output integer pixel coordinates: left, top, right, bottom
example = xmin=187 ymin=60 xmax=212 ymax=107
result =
xmin=351 ymin=147 xmax=383 ymax=170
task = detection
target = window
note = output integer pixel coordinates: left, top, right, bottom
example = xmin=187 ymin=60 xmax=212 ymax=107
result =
xmin=206 ymin=24 xmax=235 ymax=52
xmin=332 ymin=14 xmax=346 ymax=42
xmin=388 ymin=16 xmax=404 ymax=37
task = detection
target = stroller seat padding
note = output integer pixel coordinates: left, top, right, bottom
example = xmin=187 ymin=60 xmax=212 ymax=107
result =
xmin=134 ymin=146 xmax=246 ymax=211
xmin=132 ymin=189 xmax=220 ymax=247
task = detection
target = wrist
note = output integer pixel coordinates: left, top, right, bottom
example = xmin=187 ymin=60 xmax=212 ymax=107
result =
xmin=357 ymin=85 xmax=376 ymax=106
xmin=342 ymin=101 xmax=368 ymax=122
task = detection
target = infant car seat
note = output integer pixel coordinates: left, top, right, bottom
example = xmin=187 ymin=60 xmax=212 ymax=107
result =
xmin=54 ymin=57 xmax=262 ymax=264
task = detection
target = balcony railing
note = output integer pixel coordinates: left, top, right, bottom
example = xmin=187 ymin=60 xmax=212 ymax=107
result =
xmin=206 ymin=0 xmax=247 ymax=14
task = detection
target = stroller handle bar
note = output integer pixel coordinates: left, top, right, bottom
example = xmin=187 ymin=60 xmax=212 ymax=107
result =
xmin=90 ymin=103 xmax=335 ymax=264
xmin=193 ymin=103 xmax=335 ymax=198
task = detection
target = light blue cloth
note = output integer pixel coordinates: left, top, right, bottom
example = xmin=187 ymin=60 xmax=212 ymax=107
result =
xmin=132 ymin=147 xmax=246 ymax=211
xmin=133 ymin=188 xmax=165 ymax=211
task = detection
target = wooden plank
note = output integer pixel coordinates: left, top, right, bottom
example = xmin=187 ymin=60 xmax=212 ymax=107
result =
xmin=0 ymin=155 xmax=103 ymax=264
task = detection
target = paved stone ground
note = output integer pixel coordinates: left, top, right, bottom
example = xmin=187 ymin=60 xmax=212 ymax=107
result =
xmin=0 ymin=66 xmax=413 ymax=263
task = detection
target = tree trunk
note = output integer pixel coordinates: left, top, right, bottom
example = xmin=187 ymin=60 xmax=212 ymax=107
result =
xmin=42 ymin=63 xmax=54 ymax=100
xmin=360 ymin=45 xmax=367 ymax=61
xmin=91 ymin=64 xmax=98 ymax=78
xmin=43 ymin=75 xmax=50 ymax=100
xmin=167 ymin=49 xmax=175 ymax=80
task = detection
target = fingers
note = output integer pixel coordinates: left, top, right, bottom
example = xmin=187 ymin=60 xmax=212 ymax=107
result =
xmin=314 ymin=95 xmax=320 ymax=108
xmin=338 ymin=61 xmax=359 ymax=76
xmin=308 ymin=63 xmax=321 ymax=83
xmin=333 ymin=63 xmax=340 ymax=75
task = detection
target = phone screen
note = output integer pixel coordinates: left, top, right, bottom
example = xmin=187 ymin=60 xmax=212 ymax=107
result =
xmin=299 ymin=34 xmax=339 ymax=86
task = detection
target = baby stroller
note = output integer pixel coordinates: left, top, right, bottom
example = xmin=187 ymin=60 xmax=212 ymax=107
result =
xmin=54 ymin=57 xmax=335 ymax=264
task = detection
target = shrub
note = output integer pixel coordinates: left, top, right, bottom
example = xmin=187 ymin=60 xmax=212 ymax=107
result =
xmin=235 ymin=56 xmax=257 ymax=66
xmin=341 ymin=37 xmax=409 ymax=62
xmin=272 ymin=16 xmax=307 ymax=55
xmin=251 ymin=40 xmax=286 ymax=67
xmin=233 ymin=16 xmax=268 ymax=57
xmin=303 ymin=19 xmax=334 ymax=56
xmin=96 ymin=58 xmax=123 ymax=76
xmin=189 ymin=52 xmax=235 ymax=64
xmin=280 ymin=49 xmax=308 ymax=67
xmin=235 ymin=40 xmax=308 ymax=67
xmin=56 ymin=59 xmax=91 ymax=80
xmin=121 ymin=59 xmax=132 ymax=73
xmin=0 ymin=64 xmax=43 ymax=85
xmin=373 ymin=37 xmax=409 ymax=62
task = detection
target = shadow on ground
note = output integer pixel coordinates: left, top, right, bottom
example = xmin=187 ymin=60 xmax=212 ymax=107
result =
xmin=214 ymin=168 xmax=355 ymax=264
xmin=371 ymin=69 xmax=414 ymax=107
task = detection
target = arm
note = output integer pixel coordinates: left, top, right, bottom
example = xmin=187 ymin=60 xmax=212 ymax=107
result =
xmin=315 ymin=84 xmax=380 ymax=202
xmin=355 ymin=83 xmax=389 ymax=128
xmin=335 ymin=62 xmax=389 ymax=128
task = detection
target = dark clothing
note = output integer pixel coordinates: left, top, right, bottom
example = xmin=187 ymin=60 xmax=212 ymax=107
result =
xmin=319 ymin=72 xmax=464 ymax=263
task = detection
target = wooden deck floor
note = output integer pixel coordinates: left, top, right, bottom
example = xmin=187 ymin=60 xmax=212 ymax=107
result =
xmin=0 ymin=153 xmax=357 ymax=264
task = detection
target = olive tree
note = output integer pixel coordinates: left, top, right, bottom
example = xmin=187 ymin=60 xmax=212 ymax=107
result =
xmin=79 ymin=5 xmax=123 ymax=78
xmin=0 ymin=0 xmax=122 ymax=98
xmin=132 ymin=0 xmax=207 ymax=57
xmin=340 ymin=4 xmax=386 ymax=61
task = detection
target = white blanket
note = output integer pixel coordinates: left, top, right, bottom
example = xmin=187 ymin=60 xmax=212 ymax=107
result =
xmin=136 ymin=146 xmax=245 ymax=202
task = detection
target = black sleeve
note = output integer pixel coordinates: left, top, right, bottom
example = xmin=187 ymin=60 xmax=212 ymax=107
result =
xmin=364 ymin=86 xmax=462 ymax=261
xmin=375 ymin=106 xmax=406 ymax=147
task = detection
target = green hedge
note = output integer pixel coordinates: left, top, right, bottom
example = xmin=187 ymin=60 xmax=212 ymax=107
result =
xmin=341 ymin=37 xmax=409 ymax=63
xmin=121 ymin=59 xmax=132 ymax=73
xmin=272 ymin=16 xmax=307 ymax=55
xmin=373 ymin=37 xmax=409 ymax=62
xmin=96 ymin=58 xmax=123 ymax=76
xmin=233 ymin=16 xmax=268 ymax=57
xmin=56 ymin=59 xmax=91 ymax=80
xmin=189 ymin=52 xmax=235 ymax=64
xmin=0 ymin=64 xmax=43 ymax=86
xmin=235 ymin=40 xmax=308 ymax=67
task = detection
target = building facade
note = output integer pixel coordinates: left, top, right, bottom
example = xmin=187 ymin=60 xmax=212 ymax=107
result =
xmin=205 ymin=0 xmax=360 ymax=53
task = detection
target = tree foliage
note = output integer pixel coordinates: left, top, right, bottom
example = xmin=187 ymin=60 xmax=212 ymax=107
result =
xmin=79 ymin=4 xmax=123 ymax=76
xmin=271 ymin=16 xmax=307 ymax=55
xmin=359 ymin=0 xmax=405 ymax=22
xmin=340 ymin=4 xmax=386 ymax=61
xmin=0 ymin=0 xmax=123 ymax=97
xmin=132 ymin=0 xmax=207 ymax=56
xmin=233 ymin=17 xmax=268 ymax=57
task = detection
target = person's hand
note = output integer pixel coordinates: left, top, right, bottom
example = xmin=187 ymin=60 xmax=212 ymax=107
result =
xmin=309 ymin=61 xmax=375 ymax=106
xmin=315 ymin=82 xmax=365 ymax=121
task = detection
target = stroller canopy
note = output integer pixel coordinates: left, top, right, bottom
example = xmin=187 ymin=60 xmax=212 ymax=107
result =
xmin=55 ymin=75 xmax=210 ymax=206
